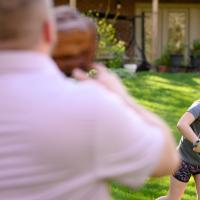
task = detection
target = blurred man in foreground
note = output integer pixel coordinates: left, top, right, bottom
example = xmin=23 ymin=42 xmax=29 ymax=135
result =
xmin=0 ymin=1 xmax=179 ymax=200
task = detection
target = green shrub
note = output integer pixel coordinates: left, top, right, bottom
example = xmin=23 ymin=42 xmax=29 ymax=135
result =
xmin=154 ymin=47 xmax=171 ymax=66
xmin=105 ymin=53 xmax=123 ymax=68
xmin=87 ymin=11 xmax=126 ymax=68
xmin=167 ymin=42 xmax=185 ymax=55
xmin=191 ymin=39 xmax=200 ymax=58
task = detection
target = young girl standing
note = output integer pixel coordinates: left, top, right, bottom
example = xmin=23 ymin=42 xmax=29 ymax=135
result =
xmin=156 ymin=100 xmax=200 ymax=200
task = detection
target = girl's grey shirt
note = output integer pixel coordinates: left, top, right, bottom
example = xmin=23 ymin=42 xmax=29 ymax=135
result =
xmin=179 ymin=101 xmax=200 ymax=165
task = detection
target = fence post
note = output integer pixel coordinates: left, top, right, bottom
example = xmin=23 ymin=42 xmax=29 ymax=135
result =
xmin=152 ymin=0 xmax=159 ymax=62
xmin=69 ymin=0 xmax=77 ymax=8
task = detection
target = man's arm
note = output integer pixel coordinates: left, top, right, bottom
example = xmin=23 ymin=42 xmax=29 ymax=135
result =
xmin=73 ymin=64 xmax=180 ymax=178
xmin=124 ymin=95 xmax=179 ymax=177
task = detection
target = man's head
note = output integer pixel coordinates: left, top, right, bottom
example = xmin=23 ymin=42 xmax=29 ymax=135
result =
xmin=0 ymin=0 xmax=56 ymax=54
xmin=53 ymin=6 xmax=97 ymax=76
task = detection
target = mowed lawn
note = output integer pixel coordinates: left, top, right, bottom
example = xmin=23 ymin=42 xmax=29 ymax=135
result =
xmin=111 ymin=72 xmax=200 ymax=200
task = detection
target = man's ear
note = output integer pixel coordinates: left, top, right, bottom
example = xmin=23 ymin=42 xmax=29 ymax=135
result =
xmin=42 ymin=20 xmax=57 ymax=48
xmin=43 ymin=21 xmax=52 ymax=43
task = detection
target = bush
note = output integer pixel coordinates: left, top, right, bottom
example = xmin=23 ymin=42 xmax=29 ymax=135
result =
xmin=105 ymin=52 xmax=124 ymax=68
xmin=167 ymin=42 xmax=185 ymax=55
xmin=191 ymin=39 xmax=200 ymax=58
xmin=87 ymin=11 xmax=126 ymax=68
xmin=154 ymin=47 xmax=171 ymax=67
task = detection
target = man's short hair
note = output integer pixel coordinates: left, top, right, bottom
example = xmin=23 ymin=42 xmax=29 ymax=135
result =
xmin=0 ymin=0 xmax=53 ymax=49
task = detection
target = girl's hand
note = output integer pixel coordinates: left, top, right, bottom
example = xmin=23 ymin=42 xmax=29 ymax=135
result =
xmin=193 ymin=139 xmax=200 ymax=153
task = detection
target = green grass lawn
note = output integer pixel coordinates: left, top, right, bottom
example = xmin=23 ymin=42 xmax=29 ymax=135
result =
xmin=111 ymin=72 xmax=200 ymax=200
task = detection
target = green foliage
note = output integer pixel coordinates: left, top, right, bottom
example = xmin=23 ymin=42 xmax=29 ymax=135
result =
xmin=105 ymin=53 xmax=123 ymax=69
xmin=191 ymin=39 xmax=200 ymax=58
xmin=155 ymin=47 xmax=171 ymax=67
xmin=87 ymin=11 xmax=126 ymax=68
xmin=111 ymin=72 xmax=200 ymax=200
xmin=168 ymin=42 xmax=185 ymax=55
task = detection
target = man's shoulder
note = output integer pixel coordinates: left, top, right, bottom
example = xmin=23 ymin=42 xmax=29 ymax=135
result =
xmin=57 ymin=79 xmax=125 ymax=117
xmin=64 ymin=79 xmax=121 ymax=103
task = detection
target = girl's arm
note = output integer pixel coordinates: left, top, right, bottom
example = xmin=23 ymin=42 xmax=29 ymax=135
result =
xmin=177 ymin=111 xmax=200 ymax=153
xmin=177 ymin=112 xmax=198 ymax=144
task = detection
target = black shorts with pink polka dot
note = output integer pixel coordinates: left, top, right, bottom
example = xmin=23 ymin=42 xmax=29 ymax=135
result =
xmin=173 ymin=160 xmax=200 ymax=183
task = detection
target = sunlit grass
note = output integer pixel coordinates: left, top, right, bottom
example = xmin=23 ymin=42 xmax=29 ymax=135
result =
xmin=111 ymin=72 xmax=200 ymax=200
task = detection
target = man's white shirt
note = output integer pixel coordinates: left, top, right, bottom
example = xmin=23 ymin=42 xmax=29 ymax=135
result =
xmin=0 ymin=51 xmax=164 ymax=200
